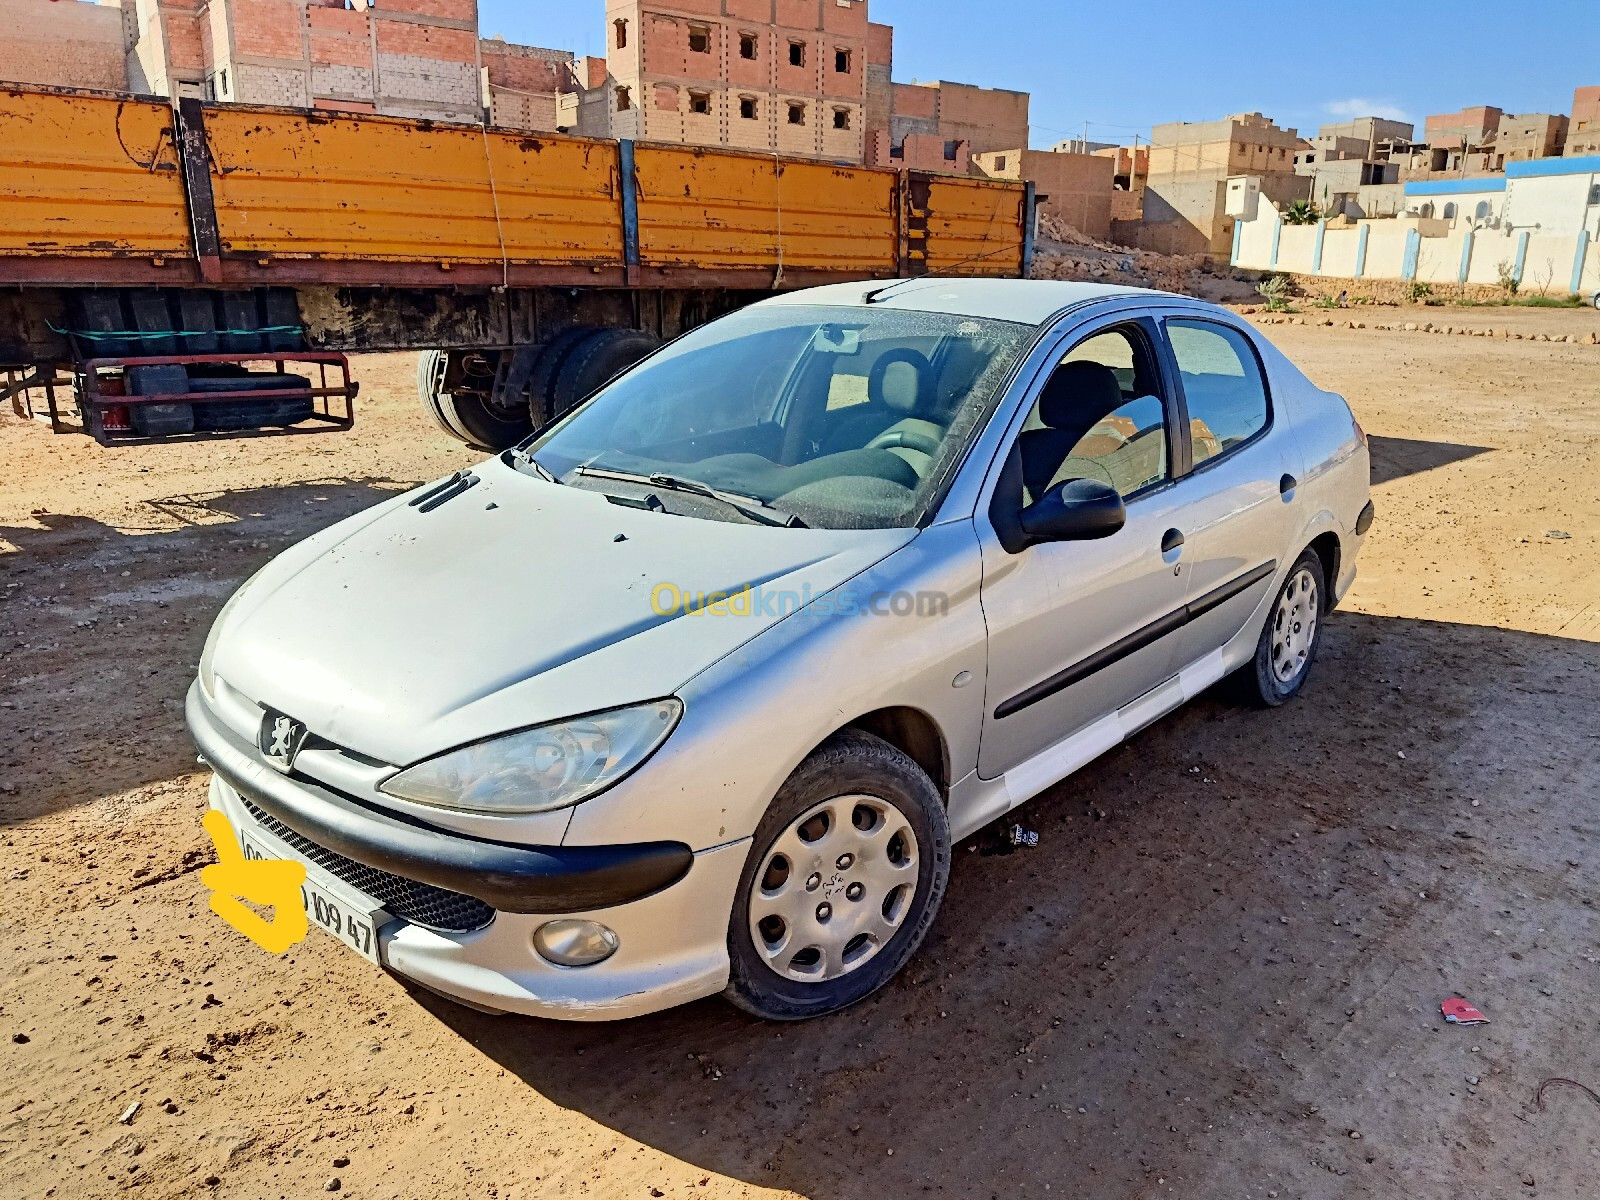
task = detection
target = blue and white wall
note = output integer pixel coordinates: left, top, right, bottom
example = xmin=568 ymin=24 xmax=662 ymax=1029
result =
xmin=1231 ymin=158 xmax=1600 ymax=295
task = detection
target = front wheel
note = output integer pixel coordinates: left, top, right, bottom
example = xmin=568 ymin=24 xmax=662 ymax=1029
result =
xmin=1243 ymin=549 xmax=1326 ymax=706
xmin=723 ymin=730 xmax=950 ymax=1021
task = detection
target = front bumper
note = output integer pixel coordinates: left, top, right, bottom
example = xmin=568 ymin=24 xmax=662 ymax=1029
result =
xmin=187 ymin=682 xmax=692 ymax=914
xmin=210 ymin=776 xmax=748 ymax=1019
xmin=189 ymin=683 xmax=750 ymax=1020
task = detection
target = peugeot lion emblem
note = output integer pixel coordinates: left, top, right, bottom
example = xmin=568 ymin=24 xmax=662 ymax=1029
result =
xmin=258 ymin=708 xmax=308 ymax=772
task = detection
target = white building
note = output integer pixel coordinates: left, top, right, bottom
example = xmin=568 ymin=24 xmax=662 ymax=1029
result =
xmin=1228 ymin=154 xmax=1600 ymax=295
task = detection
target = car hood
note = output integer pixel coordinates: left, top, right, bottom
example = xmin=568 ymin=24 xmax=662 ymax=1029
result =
xmin=211 ymin=457 xmax=912 ymax=765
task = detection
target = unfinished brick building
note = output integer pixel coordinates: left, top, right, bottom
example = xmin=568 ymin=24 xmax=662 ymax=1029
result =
xmin=880 ymin=77 xmax=1030 ymax=172
xmin=593 ymin=0 xmax=871 ymax=161
xmin=1571 ymin=86 xmax=1600 ymax=157
xmin=0 ymin=0 xmax=129 ymax=92
xmin=0 ymin=0 xmax=486 ymax=122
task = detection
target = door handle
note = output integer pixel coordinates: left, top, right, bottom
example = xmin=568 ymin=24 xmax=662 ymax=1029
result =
xmin=1279 ymin=473 xmax=1298 ymax=496
xmin=1160 ymin=528 xmax=1185 ymax=554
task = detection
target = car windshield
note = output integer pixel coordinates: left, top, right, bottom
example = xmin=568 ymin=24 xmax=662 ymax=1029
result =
xmin=523 ymin=304 xmax=1034 ymax=529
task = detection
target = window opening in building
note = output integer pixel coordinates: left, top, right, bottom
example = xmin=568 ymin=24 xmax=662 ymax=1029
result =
xmin=789 ymin=41 xmax=806 ymax=67
xmin=689 ymin=26 xmax=711 ymax=53
xmin=788 ymin=102 xmax=806 ymax=125
xmin=740 ymin=33 xmax=758 ymax=59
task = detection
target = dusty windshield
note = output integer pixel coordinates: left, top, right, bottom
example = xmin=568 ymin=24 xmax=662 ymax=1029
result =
xmin=524 ymin=305 xmax=1033 ymax=529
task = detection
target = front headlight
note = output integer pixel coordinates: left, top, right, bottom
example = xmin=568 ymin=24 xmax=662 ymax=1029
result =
xmin=378 ymin=700 xmax=683 ymax=815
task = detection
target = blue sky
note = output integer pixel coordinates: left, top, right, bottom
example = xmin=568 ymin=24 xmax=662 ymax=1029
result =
xmin=481 ymin=0 xmax=1598 ymax=147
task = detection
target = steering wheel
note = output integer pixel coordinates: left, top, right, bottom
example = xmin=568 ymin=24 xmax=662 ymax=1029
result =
xmin=866 ymin=427 xmax=943 ymax=457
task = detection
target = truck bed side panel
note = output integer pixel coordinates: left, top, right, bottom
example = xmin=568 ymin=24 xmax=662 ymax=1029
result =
xmin=634 ymin=146 xmax=897 ymax=275
xmin=0 ymin=90 xmax=190 ymax=260
xmin=204 ymin=108 xmax=624 ymax=267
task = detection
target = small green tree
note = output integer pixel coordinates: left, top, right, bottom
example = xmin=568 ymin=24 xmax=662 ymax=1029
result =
xmin=1282 ymin=200 xmax=1322 ymax=226
xmin=1496 ymin=260 xmax=1520 ymax=297
xmin=1256 ymin=273 xmax=1291 ymax=311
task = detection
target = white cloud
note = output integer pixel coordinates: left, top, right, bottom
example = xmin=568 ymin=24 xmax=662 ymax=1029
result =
xmin=1324 ymin=98 xmax=1412 ymax=123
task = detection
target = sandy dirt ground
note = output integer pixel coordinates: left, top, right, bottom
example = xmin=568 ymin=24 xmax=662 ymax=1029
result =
xmin=2 ymin=310 xmax=1598 ymax=1200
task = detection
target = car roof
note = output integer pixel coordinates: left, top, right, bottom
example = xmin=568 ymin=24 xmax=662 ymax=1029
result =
xmin=759 ymin=278 xmax=1187 ymax=326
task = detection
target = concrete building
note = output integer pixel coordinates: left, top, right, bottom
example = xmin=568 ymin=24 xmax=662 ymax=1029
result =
xmin=0 ymin=0 xmax=488 ymax=121
xmin=971 ymin=148 xmax=1115 ymax=240
xmin=1297 ymin=116 xmax=1414 ymax=169
xmin=877 ymin=77 xmax=1029 ymax=172
xmin=1140 ymin=112 xmax=1304 ymax=256
xmin=0 ymin=0 xmax=129 ymax=92
xmin=1495 ymin=112 xmax=1568 ymax=164
xmin=1566 ymin=86 xmax=1600 ymax=157
xmin=590 ymin=0 xmax=871 ymax=162
xmin=481 ymin=38 xmax=577 ymax=132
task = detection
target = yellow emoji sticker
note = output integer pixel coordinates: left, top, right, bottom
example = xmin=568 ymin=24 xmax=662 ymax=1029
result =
xmin=200 ymin=810 xmax=310 ymax=954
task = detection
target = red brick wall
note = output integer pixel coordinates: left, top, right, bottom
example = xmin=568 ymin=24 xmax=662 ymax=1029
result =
xmin=374 ymin=22 xmax=476 ymax=63
xmin=481 ymin=44 xmax=571 ymax=94
xmin=0 ymin=0 xmax=128 ymax=91
xmin=232 ymin=0 xmax=306 ymax=60
xmin=309 ymin=8 xmax=373 ymax=70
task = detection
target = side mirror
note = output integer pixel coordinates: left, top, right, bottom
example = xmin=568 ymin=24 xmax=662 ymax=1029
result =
xmin=1018 ymin=478 xmax=1126 ymax=545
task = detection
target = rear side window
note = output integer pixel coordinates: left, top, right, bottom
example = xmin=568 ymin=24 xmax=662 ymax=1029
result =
xmin=1166 ymin=320 xmax=1269 ymax=467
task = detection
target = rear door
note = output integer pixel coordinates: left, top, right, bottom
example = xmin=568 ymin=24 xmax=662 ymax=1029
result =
xmin=1158 ymin=316 xmax=1306 ymax=671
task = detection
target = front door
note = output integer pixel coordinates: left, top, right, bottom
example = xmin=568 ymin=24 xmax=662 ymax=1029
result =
xmin=976 ymin=320 xmax=1190 ymax=779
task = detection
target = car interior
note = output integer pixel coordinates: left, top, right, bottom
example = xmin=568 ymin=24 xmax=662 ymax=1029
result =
xmin=1014 ymin=327 xmax=1170 ymax=505
xmin=553 ymin=315 xmax=1030 ymax=525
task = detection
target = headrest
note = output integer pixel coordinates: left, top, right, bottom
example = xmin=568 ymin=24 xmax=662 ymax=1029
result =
xmin=1037 ymin=360 xmax=1124 ymax=430
xmin=869 ymin=349 xmax=932 ymax=414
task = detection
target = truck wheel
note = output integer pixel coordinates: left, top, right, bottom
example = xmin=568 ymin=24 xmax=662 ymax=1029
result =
xmin=438 ymin=389 xmax=533 ymax=452
xmin=550 ymin=329 xmax=662 ymax=420
xmin=526 ymin=328 xmax=598 ymax=429
xmin=417 ymin=351 xmax=469 ymax=442
xmin=723 ymin=729 xmax=950 ymax=1021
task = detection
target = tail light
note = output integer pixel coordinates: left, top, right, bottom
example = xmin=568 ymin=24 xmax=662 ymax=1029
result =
xmin=1352 ymin=418 xmax=1368 ymax=448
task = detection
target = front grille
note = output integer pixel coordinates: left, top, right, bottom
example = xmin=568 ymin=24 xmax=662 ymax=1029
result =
xmin=240 ymin=797 xmax=496 ymax=934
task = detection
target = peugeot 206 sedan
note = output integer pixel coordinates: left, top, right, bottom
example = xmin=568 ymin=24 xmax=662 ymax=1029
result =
xmin=188 ymin=280 xmax=1373 ymax=1022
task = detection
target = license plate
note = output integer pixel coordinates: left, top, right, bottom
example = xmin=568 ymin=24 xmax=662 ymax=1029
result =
xmin=238 ymin=825 xmax=391 ymax=965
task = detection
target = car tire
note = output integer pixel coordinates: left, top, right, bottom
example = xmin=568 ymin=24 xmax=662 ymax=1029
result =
xmin=1592 ymin=290 xmax=1600 ymax=312
xmin=723 ymin=729 xmax=950 ymax=1021
xmin=1242 ymin=549 xmax=1327 ymax=707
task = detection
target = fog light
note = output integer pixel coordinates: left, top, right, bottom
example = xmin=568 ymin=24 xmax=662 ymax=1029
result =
xmin=533 ymin=919 xmax=619 ymax=967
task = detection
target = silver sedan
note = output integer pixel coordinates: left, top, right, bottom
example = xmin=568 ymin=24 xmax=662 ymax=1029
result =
xmin=189 ymin=280 xmax=1372 ymax=1021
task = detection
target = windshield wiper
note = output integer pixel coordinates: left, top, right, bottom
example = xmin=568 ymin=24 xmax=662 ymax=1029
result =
xmin=509 ymin=446 xmax=561 ymax=484
xmin=573 ymin=464 xmax=807 ymax=528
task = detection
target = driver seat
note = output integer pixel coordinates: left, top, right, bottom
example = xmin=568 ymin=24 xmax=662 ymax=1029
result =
xmin=820 ymin=350 xmax=941 ymax=474
xmin=1017 ymin=360 xmax=1127 ymax=503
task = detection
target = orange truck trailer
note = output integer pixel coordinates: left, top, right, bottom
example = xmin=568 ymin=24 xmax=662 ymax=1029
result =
xmin=0 ymin=86 xmax=1033 ymax=449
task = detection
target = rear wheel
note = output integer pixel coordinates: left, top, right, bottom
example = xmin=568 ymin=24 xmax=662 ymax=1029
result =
xmin=526 ymin=328 xmax=599 ymax=428
xmin=1243 ymin=549 xmax=1326 ymax=706
xmin=417 ymin=350 xmax=469 ymax=443
xmin=549 ymin=328 xmax=662 ymax=422
xmin=724 ymin=730 xmax=949 ymax=1021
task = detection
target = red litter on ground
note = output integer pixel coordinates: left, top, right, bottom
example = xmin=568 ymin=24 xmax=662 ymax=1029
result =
xmin=1442 ymin=997 xmax=1490 ymax=1025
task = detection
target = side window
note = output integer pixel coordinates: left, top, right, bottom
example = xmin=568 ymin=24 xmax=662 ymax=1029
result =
xmin=1016 ymin=326 xmax=1168 ymax=502
xmin=1166 ymin=320 xmax=1268 ymax=467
